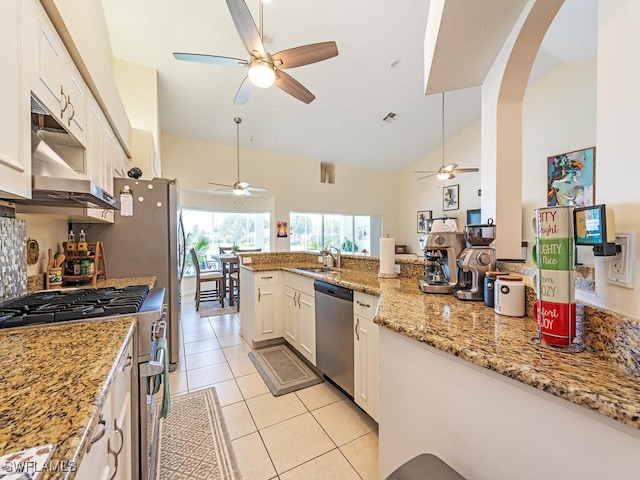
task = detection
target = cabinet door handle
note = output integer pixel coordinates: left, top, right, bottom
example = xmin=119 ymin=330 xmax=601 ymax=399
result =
xmin=67 ymin=101 xmax=75 ymax=126
xmin=87 ymin=413 xmax=106 ymax=452
xmin=355 ymin=317 xmax=360 ymax=341
xmin=113 ymin=419 xmax=124 ymax=456
xmin=60 ymin=87 xmax=68 ymax=117
xmin=107 ymin=439 xmax=119 ymax=480
xmin=258 ymin=288 xmax=261 ymax=302
xmin=260 ymin=275 xmax=273 ymax=280
xmin=356 ymin=300 xmax=371 ymax=308
xmin=122 ymin=354 xmax=133 ymax=371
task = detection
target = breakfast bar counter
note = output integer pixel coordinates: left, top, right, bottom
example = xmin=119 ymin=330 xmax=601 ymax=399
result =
xmin=244 ymin=257 xmax=640 ymax=431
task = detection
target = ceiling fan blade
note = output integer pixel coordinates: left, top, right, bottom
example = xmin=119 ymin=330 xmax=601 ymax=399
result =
xmin=417 ymin=173 xmax=437 ymax=180
xmin=173 ymin=52 xmax=248 ymax=67
xmin=225 ymin=0 xmax=266 ymax=59
xmin=246 ymin=185 xmax=269 ymax=192
xmin=234 ymin=77 xmax=253 ymax=105
xmin=272 ymin=41 xmax=339 ymax=69
xmin=414 ymin=170 xmax=437 ymax=174
xmin=275 ymin=70 xmax=315 ymax=104
xmin=208 ymin=182 xmax=234 ymax=188
xmin=452 ymin=168 xmax=479 ymax=173
xmin=442 ymin=163 xmax=458 ymax=172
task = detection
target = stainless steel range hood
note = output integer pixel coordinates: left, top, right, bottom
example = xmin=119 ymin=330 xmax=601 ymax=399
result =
xmin=3 ymin=97 xmax=120 ymax=210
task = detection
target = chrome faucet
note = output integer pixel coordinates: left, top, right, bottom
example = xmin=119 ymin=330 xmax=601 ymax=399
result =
xmin=320 ymin=245 xmax=341 ymax=268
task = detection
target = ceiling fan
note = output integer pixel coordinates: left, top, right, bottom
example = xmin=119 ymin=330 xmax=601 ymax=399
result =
xmin=415 ymin=92 xmax=479 ymax=180
xmin=209 ymin=117 xmax=269 ymax=196
xmin=173 ymin=0 xmax=339 ymax=105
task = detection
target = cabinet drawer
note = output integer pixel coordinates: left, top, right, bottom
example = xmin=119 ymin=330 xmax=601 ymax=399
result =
xmin=283 ymin=272 xmax=315 ymax=296
xmin=254 ymin=271 xmax=279 ymax=286
xmin=354 ymin=292 xmax=379 ymax=320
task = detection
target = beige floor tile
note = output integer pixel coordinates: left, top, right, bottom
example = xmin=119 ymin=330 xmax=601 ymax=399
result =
xmin=171 ymin=356 xmax=188 ymax=373
xmin=295 ymin=381 xmax=346 ymax=411
xmin=246 ymin=393 xmax=307 ymax=429
xmin=223 ymin=343 xmax=254 ymax=361
xmin=260 ymin=413 xmax=335 ymax=474
xmin=221 ymin=401 xmax=257 ymax=440
xmin=228 ymin=356 xmax=258 ymax=377
xmin=279 ymin=449 xmax=361 ymax=480
xmin=236 ymin=373 xmax=270 ymax=399
xmin=217 ymin=333 xmax=246 ymax=348
xmin=187 ymin=362 xmax=234 ymax=391
xmin=180 ymin=321 xmax=215 ymax=335
xmin=168 ymin=370 xmax=188 ymax=396
xmin=211 ymin=379 xmax=244 ymax=407
xmin=183 ymin=337 xmax=222 ymax=355
xmin=183 ymin=329 xmax=217 ymax=344
xmin=211 ymin=319 xmax=241 ymax=337
xmin=232 ymin=432 xmax=277 ymax=480
xmin=311 ymin=399 xmax=377 ymax=446
xmin=185 ymin=349 xmax=227 ymax=370
xmin=340 ymin=430 xmax=379 ymax=480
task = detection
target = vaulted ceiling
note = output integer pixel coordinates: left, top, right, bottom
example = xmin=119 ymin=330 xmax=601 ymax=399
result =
xmin=101 ymin=0 xmax=597 ymax=172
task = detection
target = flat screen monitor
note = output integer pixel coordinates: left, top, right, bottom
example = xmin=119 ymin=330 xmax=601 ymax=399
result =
xmin=466 ymin=209 xmax=481 ymax=225
xmin=574 ymin=204 xmax=606 ymax=246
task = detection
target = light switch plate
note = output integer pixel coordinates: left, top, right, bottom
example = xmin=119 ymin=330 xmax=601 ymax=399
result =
xmin=394 ymin=264 xmax=401 ymax=274
xmin=607 ymin=233 xmax=634 ymax=288
xmin=243 ymin=257 xmax=252 ymax=264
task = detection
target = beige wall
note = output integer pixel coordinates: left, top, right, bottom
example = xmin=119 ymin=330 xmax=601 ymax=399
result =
xmin=161 ymin=133 xmax=400 ymax=252
xmin=17 ymin=214 xmax=68 ymax=276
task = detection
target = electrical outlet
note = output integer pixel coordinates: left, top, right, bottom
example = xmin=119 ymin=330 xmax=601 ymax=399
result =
xmin=607 ymin=233 xmax=634 ymax=288
xmin=394 ymin=264 xmax=401 ymax=274
xmin=243 ymin=257 xmax=251 ymax=264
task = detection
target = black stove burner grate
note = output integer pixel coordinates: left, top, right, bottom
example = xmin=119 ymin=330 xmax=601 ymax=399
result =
xmin=0 ymin=285 xmax=150 ymax=328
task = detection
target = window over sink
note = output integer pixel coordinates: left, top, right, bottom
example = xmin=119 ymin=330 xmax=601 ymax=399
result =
xmin=289 ymin=212 xmax=382 ymax=255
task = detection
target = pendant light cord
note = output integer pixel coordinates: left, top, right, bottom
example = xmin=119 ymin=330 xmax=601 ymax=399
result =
xmin=235 ymin=117 xmax=242 ymax=183
xmin=441 ymin=92 xmax=445 ymax=170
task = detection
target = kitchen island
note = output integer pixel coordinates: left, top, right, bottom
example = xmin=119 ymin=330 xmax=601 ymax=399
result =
xmin=241 ymin=252 xmax=640 ymax=478
xmin=0 ymin=317 xmax=135 ymax=479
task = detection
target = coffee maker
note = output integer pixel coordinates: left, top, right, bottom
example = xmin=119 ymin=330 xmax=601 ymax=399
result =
xmin=455 ymin=220 xmax=497 ymax=301
xmin=418 ymin=232 xmax=466 ymax=293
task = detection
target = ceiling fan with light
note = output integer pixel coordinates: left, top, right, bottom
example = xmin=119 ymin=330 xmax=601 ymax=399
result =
xmin=415 ymin=92 xmax=479 ymax=180
xmin=209 ymin=117 xmax=269 ymax=196
xmin=173 ymin=0 xmax=338 ymax=105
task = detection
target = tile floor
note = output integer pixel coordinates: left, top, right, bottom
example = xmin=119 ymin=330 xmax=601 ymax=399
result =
xmin=168 ymin=299 xmax=380 ymax=480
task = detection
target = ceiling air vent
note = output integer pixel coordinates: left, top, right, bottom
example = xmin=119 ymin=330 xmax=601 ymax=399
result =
xmin=382 ymin=112 xmax=397 ymax=123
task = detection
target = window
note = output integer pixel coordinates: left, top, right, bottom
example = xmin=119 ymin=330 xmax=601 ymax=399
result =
xmin=290 ymin=212 xmax=382 ymax=255
xmin=182 ymin=209 xmax=270 ymax=274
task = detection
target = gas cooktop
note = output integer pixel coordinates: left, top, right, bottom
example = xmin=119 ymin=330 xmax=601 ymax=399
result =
xmin=0 ymin=285 xmax=150 ymax=329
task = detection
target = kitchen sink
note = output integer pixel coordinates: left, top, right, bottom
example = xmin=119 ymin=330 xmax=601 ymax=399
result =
xmin=297 ymin=267 xmax=335 ymax=273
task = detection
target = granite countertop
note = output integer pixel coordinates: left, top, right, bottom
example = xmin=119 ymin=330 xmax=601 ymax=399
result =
xmin=93 ymin=275 xmax=156 ymax=289
xmin=0 ymin=317 xmax=136 ymax=479
xmin=244 ymin=262 xmax=640 ymax=430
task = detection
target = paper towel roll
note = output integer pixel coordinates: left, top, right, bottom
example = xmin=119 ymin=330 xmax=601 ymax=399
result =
xmin=379 ymin=237 xmax=397 ymax=278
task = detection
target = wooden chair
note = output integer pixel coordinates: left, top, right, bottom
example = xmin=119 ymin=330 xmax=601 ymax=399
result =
xmin=190 ymin=248 xmax=224 ymax=310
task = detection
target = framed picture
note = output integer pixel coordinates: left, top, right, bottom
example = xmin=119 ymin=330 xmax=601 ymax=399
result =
xmin=417 ymin=210 xmax=432 ymax=233
xmin=547 ymin=147 xmax=595 ymax=207
xmin=443 ymin=185 xmax=459 ymax=211
xmin=276 ymin=221 xmax=288 ymax=238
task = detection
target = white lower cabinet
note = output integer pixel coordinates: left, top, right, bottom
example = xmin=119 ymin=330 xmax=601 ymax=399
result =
xmin=76 ymin=337 xmax=133 ymax=480
xmin=282 ymin=273 xmax=316 ymax=365
xmin=353 ymin=292 xmax=380 ymax=422
xmin=240 ymin=270 xmax=282 ymax=343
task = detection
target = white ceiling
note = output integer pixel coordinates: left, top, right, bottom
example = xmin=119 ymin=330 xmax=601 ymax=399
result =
xmin=101 ymin=0 xmax=597 ymax=173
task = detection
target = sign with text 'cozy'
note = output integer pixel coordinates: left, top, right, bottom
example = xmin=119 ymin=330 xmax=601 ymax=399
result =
xmin=532 ymin=206 xmax=576 ymax=346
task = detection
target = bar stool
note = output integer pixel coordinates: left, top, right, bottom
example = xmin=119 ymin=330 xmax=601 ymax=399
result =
xmin=228 ymin=270 xmax=240 ymax=309
xmin=190 ymin=248 xmax=224 ymax=310
xmin=385 ymin=454 xmax=466 ymax=480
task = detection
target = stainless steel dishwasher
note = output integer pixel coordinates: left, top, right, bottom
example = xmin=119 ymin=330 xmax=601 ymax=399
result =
xmin=314 ymin=280 xmax=354 ymax=398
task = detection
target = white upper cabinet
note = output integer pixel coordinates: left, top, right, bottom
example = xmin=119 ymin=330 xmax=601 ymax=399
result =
xmin=0 ymin=0 xmax=31 ymax=198
xmin=25 ymin=0 xmax=87 ymax=146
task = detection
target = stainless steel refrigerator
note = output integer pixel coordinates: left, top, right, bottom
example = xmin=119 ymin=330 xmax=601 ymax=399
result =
xmin=74 ymin=178 xmax=185 ymax=371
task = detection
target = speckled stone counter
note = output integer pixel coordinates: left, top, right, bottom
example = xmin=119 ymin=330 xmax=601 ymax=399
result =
xmin=0 ymin=317 xmax=136 ymax=479
xmin=241 ymin=253 xmax=640 ymax=431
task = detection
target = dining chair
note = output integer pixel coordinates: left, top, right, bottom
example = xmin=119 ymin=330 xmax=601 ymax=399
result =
xmin=190 ymin=248 xmax=224 ymax=310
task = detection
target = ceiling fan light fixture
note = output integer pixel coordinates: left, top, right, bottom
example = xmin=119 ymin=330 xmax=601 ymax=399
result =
xmin=437 ymin=171 xmax=454 ymax=180
xmin=248 ymin=60 xmax=275 ymax=88
xmin=232 ymin=188 xmax=245 ymax=196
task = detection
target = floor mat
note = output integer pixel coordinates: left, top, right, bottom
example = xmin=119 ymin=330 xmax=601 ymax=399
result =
xmin=248 ymin=343 xmax=324 ymax=396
